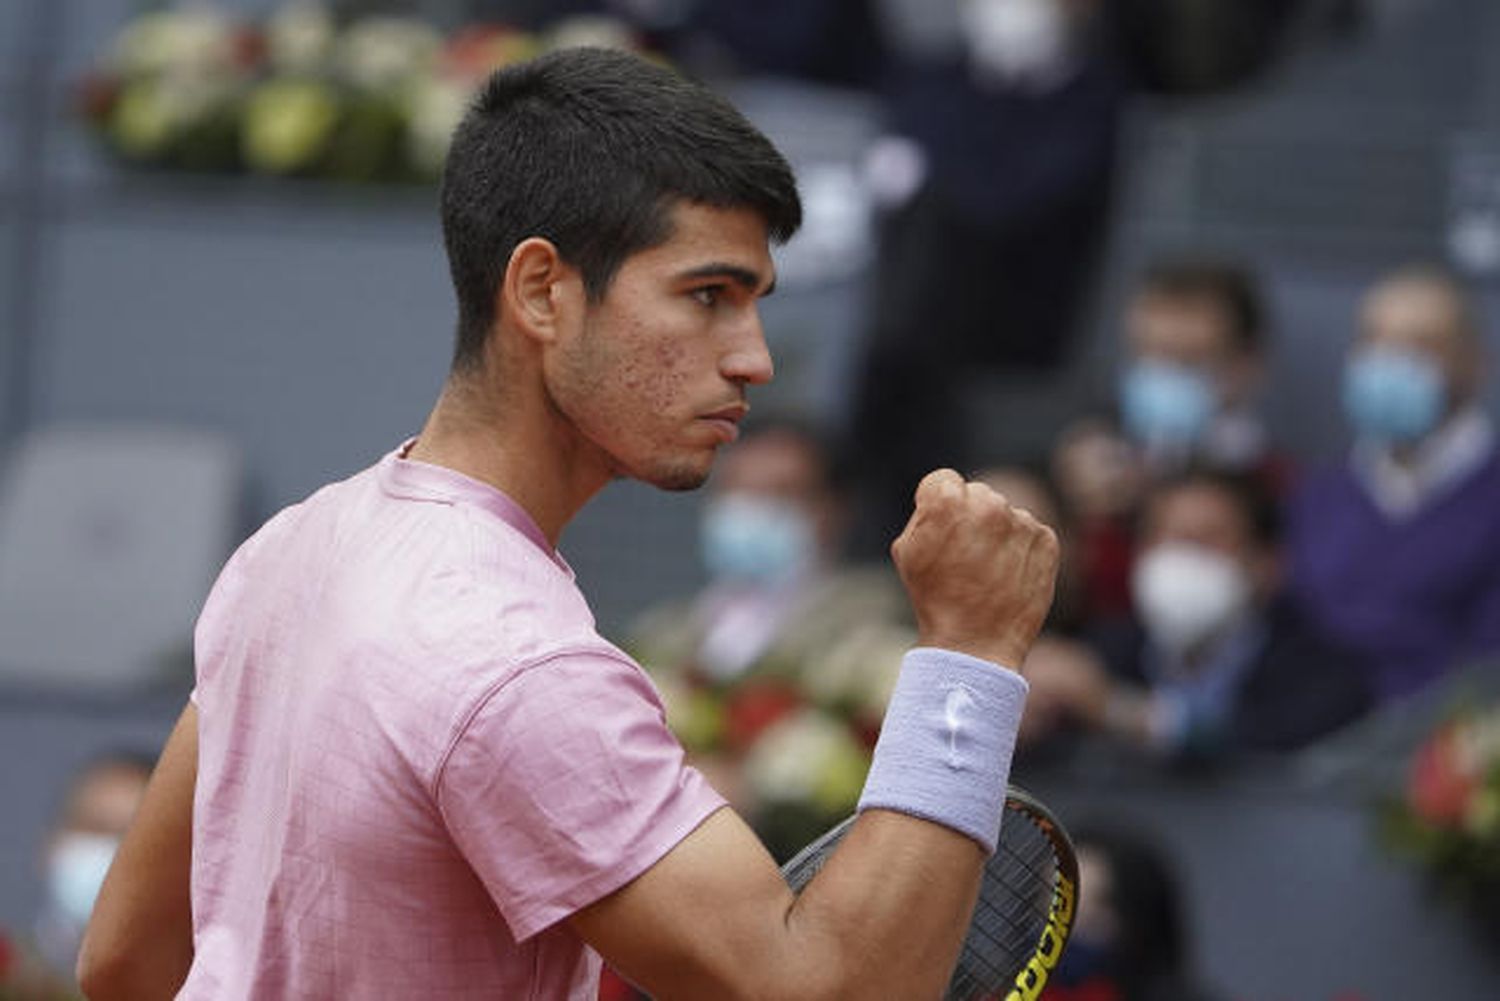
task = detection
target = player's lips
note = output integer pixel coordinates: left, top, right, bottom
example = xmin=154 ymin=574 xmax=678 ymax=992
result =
xmin=700 ymin=403 xmax=748 ymax=443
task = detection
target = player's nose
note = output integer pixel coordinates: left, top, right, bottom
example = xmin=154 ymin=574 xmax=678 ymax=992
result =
xmin=721 ymin=309 xmax=774 ymax=386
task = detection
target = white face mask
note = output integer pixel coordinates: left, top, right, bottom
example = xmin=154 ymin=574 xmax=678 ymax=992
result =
xmin=47 ymin=831 xmax=119 ymax=927
xmin=1132 ymin=543 xmax=1252 ymax=656
xmin=961 ymin=0 xmax=1074 ymax=89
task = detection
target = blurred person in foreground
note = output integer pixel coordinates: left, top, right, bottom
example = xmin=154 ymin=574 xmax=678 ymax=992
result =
xmin=1288 ymin=265 xmax=1500 ymax=702
xmin=1052 ymin=258 xmax=1283 ymax=624
xmin=33 ymin=755 xmax=153 ymax=981
xmin=1041 ymin=822 xmax=1221 ymax=1001
xmin=77 ymin=47 xmax=1060 ymax=1001
xmin=1023 ymin=469 xmax=1372 ymax=763
xmin=627 ymin=419 xmax=910 ymax=695
xmin=0 ymin=755 xmax=151 ymax=999
xmin=625 ymin=419 xmax=915 ymax=857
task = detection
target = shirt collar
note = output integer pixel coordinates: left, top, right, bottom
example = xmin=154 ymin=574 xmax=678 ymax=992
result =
xmin=1352 ymin=408 xmax=1495 ymax=519
xmin=376 ymin=439 xmax=570 ymax=574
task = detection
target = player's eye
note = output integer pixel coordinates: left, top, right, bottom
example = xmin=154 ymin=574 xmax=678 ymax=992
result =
xmin=690 ymin=285 xmax=723 ymax=308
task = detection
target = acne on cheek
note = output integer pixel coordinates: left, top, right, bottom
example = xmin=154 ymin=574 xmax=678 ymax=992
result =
xmin=644 ymin=342 xmax=690 ymax=405
xmin=655 ymin=340 xmax=687 ymax=369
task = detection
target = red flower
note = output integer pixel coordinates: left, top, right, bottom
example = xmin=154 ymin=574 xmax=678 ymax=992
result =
xmin=723 ymin=682 xmax=803 ymax=754
xmin=1408 ymin=721 xmax=1477 ymax=828
xmin=231 ymin=26 xmax=268 ymax=71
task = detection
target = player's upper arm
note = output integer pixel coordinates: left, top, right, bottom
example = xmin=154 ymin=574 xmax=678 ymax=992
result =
xmin=77 ymin=701 xmax=197 ymax=1001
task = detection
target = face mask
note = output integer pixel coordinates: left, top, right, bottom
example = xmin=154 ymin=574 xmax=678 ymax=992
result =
xmin=961 ymin=0 xmax=1072 ymax=88
xmin=1132 ymin=543 xmax=1251 ymax=656
xmin=1342 ymin=347 xmax=1446 ymax=445
xmin=1120 ymin=360 xmax=1217 ymax=449
xmin=700 ymin=494 xmax=815 ymax=585
xmin=47 ymin=831 xmax=119 ymax=927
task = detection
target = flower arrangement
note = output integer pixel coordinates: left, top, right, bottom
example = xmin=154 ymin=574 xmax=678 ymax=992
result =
xmin=75 ymin=3 xmax=661 ymax=183
xmin=655 ymin=672 xmax=876 ymax=861
xmin=642 ymin=609 xmax=910 ymax=862
xmin=1379 ymin=700 xmax=1500 ymax=942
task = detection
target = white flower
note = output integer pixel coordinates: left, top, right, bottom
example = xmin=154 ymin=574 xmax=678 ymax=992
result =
xmin=268 ymin=3 xmax=336 ymax=74
xmin=335 ymin=17 xmax=443 ymax=90
xmin=112 ymin=9 xmax=239 ymax=78
xmin=405 ymin=76 xmax=473 ymax=177
xmin=545 ymin=16 xmax=637 ymax=54
xmin=743 ymin=708 xmax=868 ymax=813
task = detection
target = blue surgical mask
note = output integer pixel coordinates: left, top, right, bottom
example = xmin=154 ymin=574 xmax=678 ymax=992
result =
xmin=1342 ymin=348 xmax=1446 ymax=445
xmin=47 ymin=832 xmax=119 ymax=927
xmin=1120 ymin=360 xmax=1216 ymax=448
xmin=700 ymin=494 xmax=814 ymax=585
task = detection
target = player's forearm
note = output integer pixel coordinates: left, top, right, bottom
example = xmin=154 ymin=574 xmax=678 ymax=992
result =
xmin=577 ymin=806 xmax=984 ymax=1001
xmin=765 ymin=648 xmax=1026 ymax=996
xmin=770 ymin=654 xmax=1024 ymax=997
xmin=79 ymin=703 xmax=197 ymax=1000
xmin=776 ymin=809 xmax=987 ymax=999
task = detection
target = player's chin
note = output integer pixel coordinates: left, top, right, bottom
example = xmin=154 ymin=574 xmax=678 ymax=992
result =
xmin=639 ymin=449 xmax=715 ymax=492
xmin=650 ymin=462 xmax=713 ymax=493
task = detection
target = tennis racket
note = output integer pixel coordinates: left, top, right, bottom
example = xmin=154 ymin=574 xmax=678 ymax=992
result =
xmin=779 ymin=785 xmax=1078 ymax=1001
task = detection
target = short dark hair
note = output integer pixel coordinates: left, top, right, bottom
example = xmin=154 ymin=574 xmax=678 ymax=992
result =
xmin=1139 ymin=257 xmax=1266 ymax=355
xmin=1145 ymin=465 xmax=1282 ymax=549
xmin=440 ymin=47 xmax=803 ymax=370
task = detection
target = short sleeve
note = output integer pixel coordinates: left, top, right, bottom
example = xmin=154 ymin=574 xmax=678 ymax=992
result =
xmin=436 ymin=650 xmax=726 ymax=942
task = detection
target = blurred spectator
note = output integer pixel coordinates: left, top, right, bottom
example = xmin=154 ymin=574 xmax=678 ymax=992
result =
xmin=845 ymin=0 xmax=1128 ymax=554
xmin=1288 ymin=265 xmax=1500 ymax=701
xmin=1024 ymin=469 xmax=1372 ymax=762
xmin=623 ymin=419 xmax=913 ymax=857
xmin=1113 ymin=258 xmax=1282 ymax=483
xmin=1050 ymin=416 xmax=1145 ymax=622
xmin=1042 ymin=822 xmax=1222 ymax=1001
xmin=33 ymin=754 xmax=153 ymax=983
xmin=1051 ymin=258 xmax=1282 ymax=624
xmin=648 ymin=2 xmax=1322 ymax=556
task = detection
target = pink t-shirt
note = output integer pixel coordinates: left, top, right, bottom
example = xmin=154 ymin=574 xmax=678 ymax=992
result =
xmin=179 ymin=446 xmax=725 ymax=1000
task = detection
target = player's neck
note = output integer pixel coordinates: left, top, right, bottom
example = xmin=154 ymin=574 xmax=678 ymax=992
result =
xmin=407 ymin=370 xmax=609 ymax=547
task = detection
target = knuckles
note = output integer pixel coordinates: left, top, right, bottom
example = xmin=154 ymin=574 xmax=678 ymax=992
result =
xmin=902 ymin=470 xmax=1062 ymax=574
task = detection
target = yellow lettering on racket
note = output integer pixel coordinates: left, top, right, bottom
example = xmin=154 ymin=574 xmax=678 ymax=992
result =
xmin=1004 ymin=869 xmax=1077 ymax=1001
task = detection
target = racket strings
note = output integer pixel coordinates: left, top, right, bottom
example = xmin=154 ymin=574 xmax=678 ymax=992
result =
xmin=947 ymin=818 xmax=1060 ymax=1000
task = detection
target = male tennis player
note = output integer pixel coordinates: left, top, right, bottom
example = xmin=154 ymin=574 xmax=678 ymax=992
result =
xmin=78 ymin=47 xmax=1058 ymax=1000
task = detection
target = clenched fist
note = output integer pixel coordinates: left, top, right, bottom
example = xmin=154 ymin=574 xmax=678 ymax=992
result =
xmin=891 ymin=469 xmax=1060 ymax=672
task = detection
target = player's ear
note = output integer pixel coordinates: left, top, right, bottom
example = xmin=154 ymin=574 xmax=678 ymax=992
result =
xmin=501 ymin=237 xmax=581 ymax=345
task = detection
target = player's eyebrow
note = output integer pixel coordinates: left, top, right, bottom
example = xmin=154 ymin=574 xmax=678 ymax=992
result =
xmin=678 ymin=262 xmax=777 ymax=297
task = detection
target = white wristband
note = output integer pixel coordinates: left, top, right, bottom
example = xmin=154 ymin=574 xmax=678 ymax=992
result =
xmin=857 ymin=647 xmax=1028 ymax=854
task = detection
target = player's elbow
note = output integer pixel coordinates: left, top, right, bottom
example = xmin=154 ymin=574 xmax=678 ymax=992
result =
xmin=76 ymin=939 xmax=123 ymax=1000
xmin=758 ymin=949 xmax=945 ymax=1001
xmin=76 ymin=934 xmax=132 ymax=1001
xmin=76 ymin=931 xmax=187 ymax=1001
